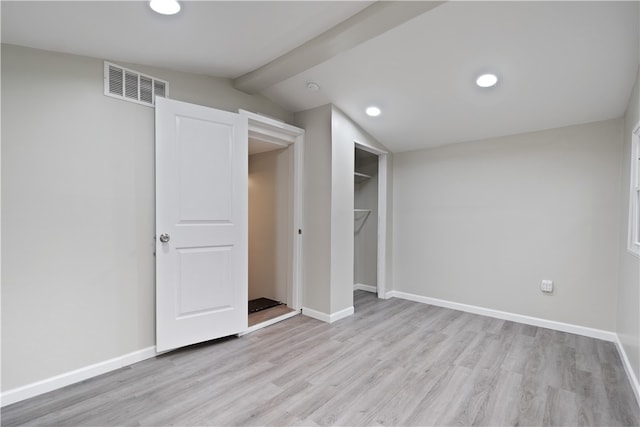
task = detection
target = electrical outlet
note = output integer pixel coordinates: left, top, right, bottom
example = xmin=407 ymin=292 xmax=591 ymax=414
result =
xmin=541 ymin=280 xmax=553 ymax=294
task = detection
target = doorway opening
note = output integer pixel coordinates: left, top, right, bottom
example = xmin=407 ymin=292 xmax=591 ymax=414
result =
xmin=241 ymin=110 xmax=304 ymax=333
xmin=354 ymin=142 xmax=388 ymax=299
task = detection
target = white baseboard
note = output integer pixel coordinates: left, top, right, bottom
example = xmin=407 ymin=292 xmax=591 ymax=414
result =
xmin=239 ymin=310 xmax=300 ymax=336
xmin=390 ymin=290 xmax=640 ymax=405
xmin=1 ymin=346 xmax=157 ymax=407
xmin=354 ymin=283 xmax=377 ymax=293
xmin=302 ymin=306 xmax=331 ymax=322
xmin=390 ymin=291 xmax=616 ymax=342
xmin=6 ymin=295 xmax=634 ymax=410
xmin=614 ymin=335 xmax=640 ymax=407
xmin=302 ymin=306 xmax=354 ymax=323
xmin=330 ymin=306 xmax=354 ymax=323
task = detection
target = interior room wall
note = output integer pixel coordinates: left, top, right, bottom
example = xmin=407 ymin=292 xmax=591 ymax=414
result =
xmin=331 ymin=106 xmax=392 ymax=312
xmin=294 ymin=105 xmax=392 ymax=317
xmin=248 ymin=148 xmax=291 ymax=303
xmin=393 ymin=118 xmax=624 ymax=331
xmin=328 ymin=108 xmax=356 ymax=314
xmin=618 ymin=66 xmax=640 ymax=390
xmin=1 ymin=43 xmax=292 ymax=392
xmin=294 ymin=105 xmax=333 ymax=314
xmin=354 ymin=152 xmax=378 ymax=287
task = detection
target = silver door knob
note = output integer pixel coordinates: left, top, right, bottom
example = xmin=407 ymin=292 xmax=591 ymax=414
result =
xmin=159 ymin=233 xmax=170 ymax=243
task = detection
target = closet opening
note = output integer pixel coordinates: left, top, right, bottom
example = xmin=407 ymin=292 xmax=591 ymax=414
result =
xmin=248 ymin=142 xmax=294 ymax=328
xmin=354 ymin=142 xmax=388 ymax=299
xmin=241 ymin=110 xmax=304 ymax=334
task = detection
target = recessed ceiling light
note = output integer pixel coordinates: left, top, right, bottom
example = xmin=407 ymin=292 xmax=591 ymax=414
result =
xmin=476 ymin=73 xmax=498 ymax=88
xmin=150 ymin=0 xmax=181 ymax=15
xmin=366 ymin=106 xmax=381 ymax=117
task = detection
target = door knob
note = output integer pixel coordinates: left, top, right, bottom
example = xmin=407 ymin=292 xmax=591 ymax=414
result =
xmin=159 ymin=233 xmax=170 ymax=243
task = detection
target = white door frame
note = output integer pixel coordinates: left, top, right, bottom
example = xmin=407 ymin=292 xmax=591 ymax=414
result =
xmin=240 ymin=110 xmax=304 ymax=311
xmin=354 ymin=141 xmax=388 ymax=299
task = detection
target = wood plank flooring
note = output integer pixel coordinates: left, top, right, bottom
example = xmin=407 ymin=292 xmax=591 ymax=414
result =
xmin=3 ymin=291 xmax=639 ymax=426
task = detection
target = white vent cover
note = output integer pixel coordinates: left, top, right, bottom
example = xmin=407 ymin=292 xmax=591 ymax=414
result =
xmin=104 ymin=61 xmax=169 ymax=107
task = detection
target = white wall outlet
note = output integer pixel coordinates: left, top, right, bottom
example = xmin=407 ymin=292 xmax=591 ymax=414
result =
xmin=541 ymin=279 xmax=553 ymax=294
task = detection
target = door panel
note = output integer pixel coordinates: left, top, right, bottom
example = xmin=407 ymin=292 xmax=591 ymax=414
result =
xmin=176 ymin=116 xmax=233 ymax=222
xmin=176 ymin=246 xmax=233 ymax=317
xmin=156 ymin=97 xmax=247 ymax=353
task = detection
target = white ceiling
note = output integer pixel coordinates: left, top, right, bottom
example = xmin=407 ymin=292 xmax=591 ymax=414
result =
xmin=0 ymin=1 xmax=371 ymax=78
xmin=2 ymin=1 xmax=639 ymax=153
xmin=263 ymin=1 xmax=640 ymax=151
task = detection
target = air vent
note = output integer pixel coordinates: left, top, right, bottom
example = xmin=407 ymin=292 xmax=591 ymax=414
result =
xmin=104 ymin=62 xmax=169 ymax=107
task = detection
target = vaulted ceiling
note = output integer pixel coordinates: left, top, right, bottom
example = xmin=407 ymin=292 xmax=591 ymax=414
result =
xmin=2 ymin=1 xmax=639 ymax=152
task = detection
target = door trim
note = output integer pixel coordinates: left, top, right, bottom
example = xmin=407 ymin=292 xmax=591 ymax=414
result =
xmin=354 ymin=141 xmax=388 ymax=300
xmin=240 ymin=110 xmax=305 ymax=311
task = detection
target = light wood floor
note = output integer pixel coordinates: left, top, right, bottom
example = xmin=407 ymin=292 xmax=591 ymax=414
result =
xmin=3 ymin=291 xmax=639 ymax=426
xmin=248 ymin=304 xmax=296 ymax=327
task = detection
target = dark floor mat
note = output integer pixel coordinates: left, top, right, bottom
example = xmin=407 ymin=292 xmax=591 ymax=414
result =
xmin=248 ymin=297 xmax=283 ymax=314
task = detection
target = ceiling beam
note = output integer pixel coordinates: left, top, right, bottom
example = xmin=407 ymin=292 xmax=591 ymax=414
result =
xmin=233 ymin=1 xmax=445 ymax=94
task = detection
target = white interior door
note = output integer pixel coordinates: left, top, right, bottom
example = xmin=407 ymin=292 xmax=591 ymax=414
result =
xmin=155 ymin=97 xmax=247 ymax=353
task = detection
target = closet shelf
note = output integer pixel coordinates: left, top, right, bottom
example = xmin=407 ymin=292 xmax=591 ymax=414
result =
xmin=354 ymin=171 xmax=371 ymax=184
xmin=354 ymin=209 xmax=371 ymax=213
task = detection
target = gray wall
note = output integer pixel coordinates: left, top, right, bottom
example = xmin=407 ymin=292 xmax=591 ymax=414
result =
xmin=393 ymin=119 xmax=624 ymax=331
xmin=331 ymin=106 xmax=392 ymax=311
xmin=1 ymin=44 xmax=292 ymax=392
xmin=294 ymin=105 xmax=392 ymax=316
xmin=295 ymin=105 xmax=333 ymax=314
xmin=618 ymin=66 xmax=640 ymax=388
xmin=328 ymin=107 xmax=356 ymax=313
xmin=248 ymin=148 xmax=291 ymax=303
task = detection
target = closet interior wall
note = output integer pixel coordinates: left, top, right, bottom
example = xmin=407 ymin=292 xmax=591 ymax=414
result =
xmin=248 ymin=146 xmax=291 ymax=305
xmin=354 ymin=148 xmax=379 ymax=289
